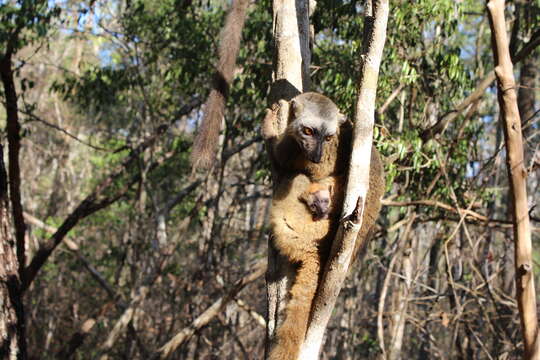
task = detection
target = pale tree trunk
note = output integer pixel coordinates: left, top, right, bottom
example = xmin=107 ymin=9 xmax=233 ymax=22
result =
xmin=299 ymin=1 xmax=388 ymax=358
xmin=388 ymin=218 xmax=416 ymax=360
xmin=265 ymin=0 xmax=312 ymax=356
xmin=486 ymin=1 xmax=539 ymax=359
xmin=0 ymin=145 xmax=26 ymax=360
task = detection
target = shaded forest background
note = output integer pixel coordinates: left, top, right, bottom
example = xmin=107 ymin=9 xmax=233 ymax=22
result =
xmin=1 ymin=0 xmax=539 ymax=358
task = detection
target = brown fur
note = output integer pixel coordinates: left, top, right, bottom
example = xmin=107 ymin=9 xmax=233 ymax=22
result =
xmin=264 ymin=93 xmax=386 ymax=359
xmin=190 ymin=0 xmax=249 ymax=170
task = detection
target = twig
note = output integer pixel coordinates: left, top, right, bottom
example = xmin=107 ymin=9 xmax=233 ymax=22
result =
xmin=20 ymin=107 xmax=111 ymax=152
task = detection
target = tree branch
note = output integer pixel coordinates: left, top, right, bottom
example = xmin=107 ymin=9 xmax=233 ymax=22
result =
xmin=21 ymin=98 xmax=201 ymax=291
xmin=421 ymin=28 xmax=540 ymax=142
xmin=23 ymin=212 xmax=122 ymax=302
xmin=486 ymin=1 xmax=539 ymax=358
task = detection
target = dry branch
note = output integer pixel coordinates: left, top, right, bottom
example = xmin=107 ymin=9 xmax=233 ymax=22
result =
xmin=23 ymin=212 xmax=121 ymax=301
xmin=382 ymin=199 xmax=488 ymax=222
xmin=158 ymin=260 xmax=266 ymax=359
xmin=486 ymin=0 xmax=539 ymax=358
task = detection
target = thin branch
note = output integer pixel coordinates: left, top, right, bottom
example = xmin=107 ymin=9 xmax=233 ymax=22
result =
xmin=23 ymin=141 xmax=173 ymax=291
xmin=157 ymin=260 xmax=267 ymax=359
xmin=377 ymin=83 xmax=405 ymax=116
xmin=23 ymin=212 xmax=122 ymax=303
xmin=21 ymin=98 xmax=201 ymax=291
xmin=20 ymin=108 xmax=111 ymax=152
xmin=382 ymin=199 xmax=488 ymax=222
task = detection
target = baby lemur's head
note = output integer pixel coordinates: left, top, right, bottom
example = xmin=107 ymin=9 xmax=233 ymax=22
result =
xmin=288 ymin=92 xmax=346 ymax=164
xmin=300 ymin=182 xmax=333 ymax=221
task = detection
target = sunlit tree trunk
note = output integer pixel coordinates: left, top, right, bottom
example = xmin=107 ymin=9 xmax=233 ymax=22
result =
xmin=486 ymin=1 xmax=539 ymax=358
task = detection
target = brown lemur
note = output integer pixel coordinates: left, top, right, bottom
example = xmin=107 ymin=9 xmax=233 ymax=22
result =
xmin=263 ymin=92 xmax=385 ymax=359
xmin=190 ymin=0 xmax=250 ymax=169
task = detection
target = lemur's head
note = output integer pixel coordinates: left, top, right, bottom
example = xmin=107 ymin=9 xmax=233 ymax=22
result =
xmin=300 ymin=182 xmax=333 ymax=221
xmin=288 ymin=92 xmax=346 ymax=164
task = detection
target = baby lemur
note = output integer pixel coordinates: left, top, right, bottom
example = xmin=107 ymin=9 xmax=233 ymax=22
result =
xmin=268 ymin=174 xmax=342 ymax=360
xmin=300 ymin=180 xmax=334 ymax=221
xmin=264 ymin=92 xmax=385 ymax=359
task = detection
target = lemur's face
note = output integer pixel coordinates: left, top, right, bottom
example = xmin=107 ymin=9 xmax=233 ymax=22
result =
xmin=305 ymin=190 xmax=331 ymax=220
xmin=295 ymin=124 xmax=335 ymax=164
xmin=289 ymin=96 xmax=345 ymax=164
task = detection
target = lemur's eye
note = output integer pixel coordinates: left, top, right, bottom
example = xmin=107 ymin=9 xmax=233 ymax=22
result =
xmin=325 ymin=135 xmax=332 ymax=142
xmin=303 ymin=127 xmax=314 ymax=136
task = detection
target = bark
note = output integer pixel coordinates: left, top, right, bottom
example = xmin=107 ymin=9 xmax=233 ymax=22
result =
xmin=486 ymin=1 xmax=539 ymax=358
xmin=0 ymin=56 xmax=26 ymax=280
xmin=269 ymin=0 xmax=311 ymax=103
xmin=299 ymin=1 xmax=388 ymax=358
xmin=0 ymin=145 xmax=26 ymax=360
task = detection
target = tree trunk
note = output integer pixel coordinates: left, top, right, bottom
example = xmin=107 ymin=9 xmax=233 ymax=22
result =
xmin=265 ymin=0 xmax=312 ymax=357
xmin=0 ymin=145 xmax=27 ymax=360
xmin=0 ymin=56 xmax=26 ymax=281
xmin=486 ymin=1 xmax=539 ymax=358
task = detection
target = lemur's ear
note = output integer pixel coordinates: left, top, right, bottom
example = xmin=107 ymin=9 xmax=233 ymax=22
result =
xmin=290 ymin=99 xmax=304 ymax=118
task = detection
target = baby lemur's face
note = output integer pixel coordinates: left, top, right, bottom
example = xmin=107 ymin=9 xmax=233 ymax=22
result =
xmin=306 ymin=189 xmax=331 ymax=220
xmin=301 ymin=186 xmax=332 ymax=221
